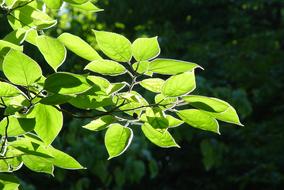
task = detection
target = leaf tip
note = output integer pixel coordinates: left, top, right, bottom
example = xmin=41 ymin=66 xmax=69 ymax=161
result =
xmin=238 ymin=122 xmax=245 ymax=127
xmin=197 ymin=65 xmax=204 ymax=70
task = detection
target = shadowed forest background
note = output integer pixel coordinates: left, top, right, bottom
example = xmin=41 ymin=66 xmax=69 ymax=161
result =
xmin=1 ymin=0 xmax=284 ymax=189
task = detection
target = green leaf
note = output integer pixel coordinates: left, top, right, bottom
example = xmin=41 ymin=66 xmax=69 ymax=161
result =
xmin=25 ymin=29 xmax=38 ymax=46
xmin=132 ymin=61 xmax=153 ymax=76
xmin=207 ymin=107 xmax=243 ymax=126
xmin=85 ymin=59 xmax=126 ymax=76
xmin=64 ymin=0 xmax=88 ymax=4
xmin=141 ymin=123 xmax=180 ymax=148
xmin=107 ymin=82 xmax=127 ymax=95
xmin=43 ymin=0 xmax=63 ymax=9
xmin=145 ymin=107 xmax=169 ymax=129
xmin=8 ymin=5 xmax=57 ymax=30
xmin=162 ymin=71 xmax=196 ymax=97
xmin=166 ymin=115 xmax=184 ymax=128
xmin=177 ymin=109 xmax=220 ymax=134
xmin=0 ymin=147 xmax=23 ymax=172
xmin=87 ymin=76 xmax=110 ymax=90
xmin=0 ymin=39 xmax=24 ymax=68
xmin=149 ymin=59 xmax=202 ymax=75
xmin=47 ymin=147 xmax=85 ymax=169
xmin=3 ymin=49 xmax=42 ymax=86
xmin=0 ymin=174 xmax=20 ymax=190
xmin=0 ymin=116 xmax=36 ymax=137
xmin=44 ymin=72 xmax=94 ymax=95
xmin=36 ymin=35 xmax=66 ymax=71
xmin=183 ymin=95 xmax=243 ymax=126
xmin=132 ymin=37 xmax=160 ymax=61
xmin=30 ymin=104 xmax=63 ymax=145
xmin=114 ymin=91 xmax=148 ymax=116
xmin=58 ymin=32 xmax=102 ymax=61
xmin=70 ymin=1 xmax=103 ymax=12
xmin=105 ymin=124 xmax=133 ymax=159
xmin=93 ymin=30 xmax=132 ymax=62
xmin=155 ymin=94 xmax=177 ymax=109
xmin=0 ymin=40 xmax=23 ymax=51
xmin=22 ymin=154 xmax=54 ymax=175
xmin=69 ymin=95 xmax=113 ymax=109
xmin=11 ymin=138 xmax=54 ymax=174
xmin=86 ymin=76 xmax=112 ymax=96
xmin=140 ymin=78 xmax=165 ymax=93
xmin=82 ymin=115 xmax=115 ymax=131
xmin=183 ymin=95 xmax=229 ymax=112
xmin=0 ymin=82 xmax=21 ymax=97
xmin=10 ymin=137 xmax=53 ymax=158
xmin=3 ymin=28 xmax=27 ymax=44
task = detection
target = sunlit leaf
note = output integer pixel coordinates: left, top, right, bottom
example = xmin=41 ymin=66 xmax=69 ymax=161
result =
xmin=93 ymin=30 xmax=132 ymax=62
xmin=58 ymin=32 xmax=102 ymax=61
xmin=44 ymin=72 xmax=94 ymax=95
xmin=47 ymin=147 xmax=85 ymax=170
xmin=132 ymin=37 xmax=160 ymax=61
xmin=105 ymin=124 xmax=133 ymax=159
xmin=3 ymin=50 xmax=42 ymax=86
xmin=0 ymin=174 xmax=20 ymax=190
xmin=0 ymin=82 xmax=21 ymax=97
xmin=132 ymin=61 xmax=153 ymax=76
xmin=162 ymin=71 xmax=196 ymax=97
xmin=177 ymin=109 xmax=220 ymax=134
xmin=140 ymin=78 xmax=165 ymax=93
xmin=0 ymin=116 xmax=36 ymax=137
xmin=149 ymin=59 xmax=202 ymax=75
xmin=30 ymin=104 xmax=63 ymax=145
xmin=64 ymin=0 xmax=88 ymax=4
xmin=71 ymin=1 xmax=103 ymax=12
xmin=141 ymin=123 xmax=179 ymax=148
xmin=43 ymin=0 xmax=63 ymax=9
xmin=166 ymin=115 xmax=184 ymax=128
xmin=183 ymin=95 xmax=243 ymax=126
xmin=83 ymin=115 xmax=115 ymax=131
xmin=8 ymin=5 xmax=57 ymax=30
xmin=36 ymin=35 xmax=66 ymax=71
xmin=85 ymin=59 xmax=126 ymax=76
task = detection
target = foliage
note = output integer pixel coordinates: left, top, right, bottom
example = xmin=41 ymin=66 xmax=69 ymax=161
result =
xmin=0 ymin=0 xmax=243 ymax=189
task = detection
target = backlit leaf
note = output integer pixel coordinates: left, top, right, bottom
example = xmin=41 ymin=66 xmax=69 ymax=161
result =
xmin=177 ymin=109 xmax=220 ymax=134
xmin=36 ymin=35 xmax=66 ymax=71
xmin=93 ymin=30 xmax=132 ymax=62
xmin=140 ymin=78 xmax=165 ymax=93
xmin=83 ymin=115 xmax=115 ymax=131
xmin=58 ymin=32 xmax=102 ymax=61
xmin=162 ymin=71 xmax=196 ymax=97
xmin=30 ymin=104 xmax=63 ymax=145
xmin=44 ymin=72 xmax=94 ymax=95
xmin=85 ymin=59 xmax=126 ymax=76
xmin=141 ymin=123 xmax=179 ymax=148
xmin=149 ymin=59 xmax=201 ymax=75
xmin=132 ymin=37 xmax=160 ymax=61
xmin=105 ymin=124 xmax=133 ymax=159
xmin=3 ymin=50 xmax=42 ymax=86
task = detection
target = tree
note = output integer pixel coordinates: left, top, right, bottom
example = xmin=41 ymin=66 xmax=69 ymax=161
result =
xmin=0 ymin=0 xmax=242 ymax=188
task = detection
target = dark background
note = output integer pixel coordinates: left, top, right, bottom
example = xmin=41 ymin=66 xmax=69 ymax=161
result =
xmin=1 ymin=0 xmax=284 ymax=189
